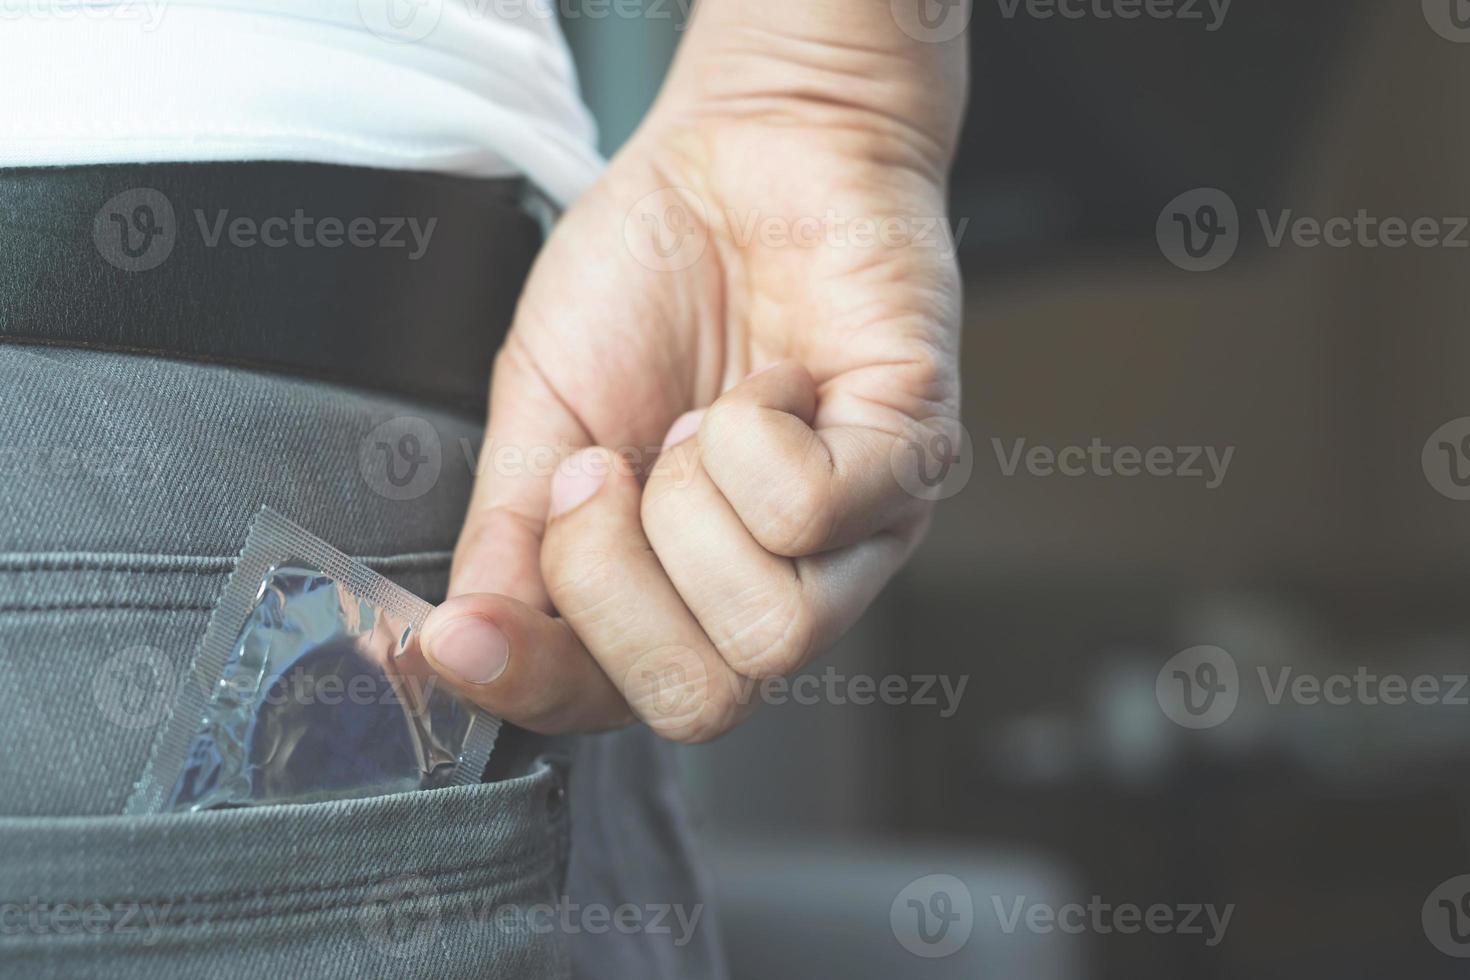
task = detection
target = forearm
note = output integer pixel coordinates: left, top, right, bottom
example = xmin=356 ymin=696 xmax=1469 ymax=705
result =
xmin=649 ymin=0 xmax=969 ymax=174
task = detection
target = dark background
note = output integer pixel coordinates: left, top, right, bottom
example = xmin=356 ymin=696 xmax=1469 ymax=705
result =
xmin=566 ymin=2 xmax=1470 ymax=976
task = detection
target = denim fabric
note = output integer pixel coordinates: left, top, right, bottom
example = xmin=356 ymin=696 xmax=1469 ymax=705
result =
xmin=0 ymin=343 xmax=482 ymax=817
xmin=0 ymin=345 xmax=725 ymax=979
xmin=0 ymin=767 xmax=573 ymax=979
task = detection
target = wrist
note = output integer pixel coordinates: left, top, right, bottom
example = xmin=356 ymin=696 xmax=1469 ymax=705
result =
xmin=647 ymin=0 xmax=968 ymax=176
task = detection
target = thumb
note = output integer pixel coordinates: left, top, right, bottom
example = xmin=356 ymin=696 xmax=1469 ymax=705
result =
xmin=450 ymin=336 xmax=589 ymax=607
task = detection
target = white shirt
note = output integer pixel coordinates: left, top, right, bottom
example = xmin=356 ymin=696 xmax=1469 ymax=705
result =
xmin=0 ymin=0 xmax=604 ymax=205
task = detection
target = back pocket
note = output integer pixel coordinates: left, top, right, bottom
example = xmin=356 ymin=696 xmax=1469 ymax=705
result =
xmin=0 ymin=762 xmax=573 ymax=980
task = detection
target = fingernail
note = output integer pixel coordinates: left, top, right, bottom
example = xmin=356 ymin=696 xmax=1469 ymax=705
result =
xmin=427 ymin=617 xmax=509 ymax=685
xmin=550 ymin=447 xmax=608 ymax=517
xmin=745 ymin=362 xmax=779 ymax=381
xmin=661 ymin=409 xmax=705 ymax=451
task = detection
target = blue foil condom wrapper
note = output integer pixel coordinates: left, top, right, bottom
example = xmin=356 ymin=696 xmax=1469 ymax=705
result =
xmin=126 ymin=508 xmax=500 ymax=814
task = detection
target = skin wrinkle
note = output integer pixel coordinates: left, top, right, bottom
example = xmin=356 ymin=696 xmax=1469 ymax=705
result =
xmin=423 ymin=0 xmax=965 ymax=741
xmin=673 ymin=25 xmax=952 ymax=169
xmin=705 ymin=577 xmax=809 ymax=677
xmin=640 ymin=130 xmax=751 ymax=391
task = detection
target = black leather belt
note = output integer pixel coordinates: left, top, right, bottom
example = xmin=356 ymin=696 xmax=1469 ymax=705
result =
xmin=0 ymin=163 xmax=544 ymax=416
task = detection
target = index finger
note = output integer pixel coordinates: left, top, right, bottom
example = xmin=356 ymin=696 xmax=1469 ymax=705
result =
xmin=450 ymin=335 xmax=590 ymax=606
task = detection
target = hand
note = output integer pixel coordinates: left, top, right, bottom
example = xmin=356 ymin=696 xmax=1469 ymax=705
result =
xmin=421 ymin=1 xmax=968 ymax=742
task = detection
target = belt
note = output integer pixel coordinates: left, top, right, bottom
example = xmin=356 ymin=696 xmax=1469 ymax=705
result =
xmin=0 ymin=162 xmax=545 ymax=416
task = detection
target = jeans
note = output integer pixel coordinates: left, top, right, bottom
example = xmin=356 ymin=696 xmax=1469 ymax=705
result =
xmin=0 ymin=344 xmax=724 ymax=978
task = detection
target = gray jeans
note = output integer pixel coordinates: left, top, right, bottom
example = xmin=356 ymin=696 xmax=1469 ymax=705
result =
xmin=0 ymin=345 xmax=724 ymax=979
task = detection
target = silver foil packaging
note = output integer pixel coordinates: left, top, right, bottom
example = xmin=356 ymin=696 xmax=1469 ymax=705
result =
xmin=127 ymin=509 xmax=499 ymax=814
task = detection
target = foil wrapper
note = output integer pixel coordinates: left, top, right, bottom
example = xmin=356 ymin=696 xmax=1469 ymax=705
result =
xmin=127 ymin=509 xmax=499 ymax=814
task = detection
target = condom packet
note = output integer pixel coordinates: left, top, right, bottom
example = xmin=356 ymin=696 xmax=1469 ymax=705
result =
xmin=126 ymin=508 xmax=500 ymax=814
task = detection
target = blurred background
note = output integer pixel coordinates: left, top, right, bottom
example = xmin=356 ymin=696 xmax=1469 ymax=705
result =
xmin=566 ymin=3 xmax=1470 ymax=977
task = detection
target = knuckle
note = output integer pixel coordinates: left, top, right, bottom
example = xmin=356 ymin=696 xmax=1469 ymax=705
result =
xmin=715 ymin=591 xmax=817 ymax=680
xmin=626 ymin=648 xmax=743 ymax=744
xmin=749 ymin=475 xmax=835 ymax=557
xmin=700 ymin=398 xmax=754 ymax=451
xmin=645 ymin=686 xmax=741 ymax=744
xmin=704 ymin=407 xmax=838 ymax=557
xmin=903 ymin=334 xmax=960 ymax=404
xmin=641 ymin=461 xmax=696 ymax=531
xmin=541 ymin=544 xmax=622 ymax=614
